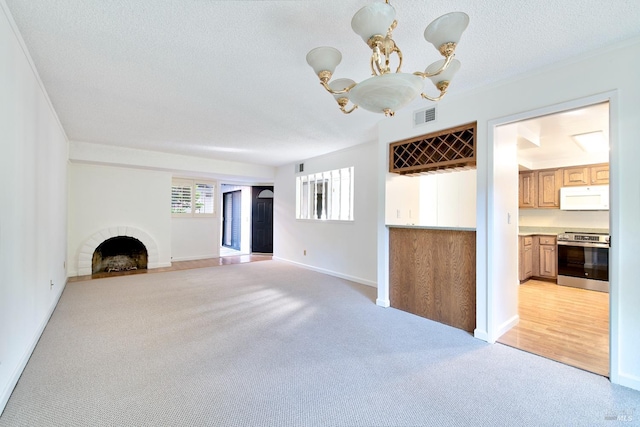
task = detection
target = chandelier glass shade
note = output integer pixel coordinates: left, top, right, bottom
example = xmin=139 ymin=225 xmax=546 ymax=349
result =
xmin=306 ymin=1 xmax=469 ymax=117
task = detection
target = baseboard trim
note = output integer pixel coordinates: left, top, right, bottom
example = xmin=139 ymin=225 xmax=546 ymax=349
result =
xmin=168 ymin=255 xmax=218 ymax=262
xmin=494 ymin=314 xmax=520 ymax=343
xmin=474 ymin=328 xmax=490 ymax=342
xmin=0 ymin=279 xmax=67 ymax=414
xmin=148 ymin=262 xmax=172 ymax=269
xmin=273 ymin=257 xmax=377 ymax=288
xmin=376 ymin=298 xmax=390 ymax=307
xmin=615 ymin=372 xmax=640 ymax=392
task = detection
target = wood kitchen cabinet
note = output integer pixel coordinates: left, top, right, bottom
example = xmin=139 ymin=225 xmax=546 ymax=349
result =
xmin=520 ymin=234 xmax=557 ymax=282
xmin=519 ymin=236 xmax=533 ymax=282
xmin=537 ymin=169 xmax=562 ymax=208
xmin=519 ymin=171 xmax=537 ymax=208
xmin=590 ymin=164 xmax=609 ymax=185
xmin=563 ymin=166 xmax=590 ymax=186
xmin=563 ymin=163 xmax=609 ymax=186
xmin=520 ymin=163 xmax=609 ymax=209
xmin=537 ymin=235 xmax=557 ymax=279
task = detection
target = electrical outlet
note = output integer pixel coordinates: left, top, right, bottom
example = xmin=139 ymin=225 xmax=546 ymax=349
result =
xmin=50 ymin=280 xmax=54 ymax=290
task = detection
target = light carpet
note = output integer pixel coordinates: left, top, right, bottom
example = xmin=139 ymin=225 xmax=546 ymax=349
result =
xmin=1 ymin=261 xmax=638 ymax=426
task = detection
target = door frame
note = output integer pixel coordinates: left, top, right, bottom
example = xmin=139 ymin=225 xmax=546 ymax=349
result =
xmin=485 ymin=90 xmax=618 ymax=381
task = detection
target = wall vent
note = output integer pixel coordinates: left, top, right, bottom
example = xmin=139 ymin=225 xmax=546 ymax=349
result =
xmin=414 ymin=107 xmax=437 ymax=126
xmin=295 ymin=163 xmax=304 ymax=173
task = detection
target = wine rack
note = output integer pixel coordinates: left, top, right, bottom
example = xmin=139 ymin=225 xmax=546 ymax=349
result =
xmin=390 ymin=122 xmax=476 ymax=174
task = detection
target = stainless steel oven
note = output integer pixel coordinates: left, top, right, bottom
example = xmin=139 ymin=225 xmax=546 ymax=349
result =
xmin=557 ymin=232 xmax=609 ymax=292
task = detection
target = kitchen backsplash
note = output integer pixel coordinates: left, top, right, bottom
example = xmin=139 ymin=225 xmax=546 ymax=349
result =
xmin=519 ymin=209 xmax=609 ymax=230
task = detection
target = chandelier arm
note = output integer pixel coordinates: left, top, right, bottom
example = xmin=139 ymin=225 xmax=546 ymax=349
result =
xmin=421 ymin=81 xmax=450 ymax=102
xmin=414 ymin=54 xmax=455 ymax=78
xmin=371 ymin=46 xmax=385 ymax=76
xmin=320 ymin=81 xmax=357 ymax=95
xmin=421 ymin=92 xmax=446 ymax=102
xmin=394 ymin=47 xmax=403 ymax=73
xmin=340 ymin=105 xmax=358 ymax=114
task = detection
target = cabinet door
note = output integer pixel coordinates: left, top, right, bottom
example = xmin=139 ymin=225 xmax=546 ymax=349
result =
xmin=519 ymin=236 xmax=533 ymax=281
xmin=386 ymin=175 xmax=420 ymax=225
xmin=563 ymin=167 xmax=589 ymax=186
xmin=590 ymin=164 xmax=609 ymax=185
xmin=435 ymin=169 xmax=477 ymax=228
xmin=519 ymin=171 xmax=536 ymax=208
xmin=539 ymin=244 xmax=557 ymax=278
xmin=523 ymin=246 xmax=533 ymax=279
xmin=537 ymin=170 xmax=561 ymax=208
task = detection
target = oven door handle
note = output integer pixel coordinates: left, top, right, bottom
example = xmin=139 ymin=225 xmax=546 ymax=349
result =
xmin=557 ymin=241 xmax=609 ymax=248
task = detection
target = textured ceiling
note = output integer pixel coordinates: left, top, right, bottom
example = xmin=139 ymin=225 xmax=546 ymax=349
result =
xmin=4 ymin=0 xmax=640 ymax=167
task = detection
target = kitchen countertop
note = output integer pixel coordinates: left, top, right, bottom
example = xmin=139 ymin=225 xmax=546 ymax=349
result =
xmin=518 ymin=226 xmax=609 ymax=236
xmin=387 ymin=224 xmax=476 ymax=232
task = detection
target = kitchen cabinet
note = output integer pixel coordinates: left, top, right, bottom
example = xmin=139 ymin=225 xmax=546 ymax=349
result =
xmin=519 ymin=234 xmax=557 ymax=282
xmin=519 ymin=236 xmax=533 ymax=282
xmin=520 ymin=163 xmax=609 ymax=209
xmin=518 ymin=171 xmax=537 ymax=208
xmin=537 ymin=170 xmax=562 ymax=208
xmin=563 ymin=163 xmax=609 ymax=186
xmin=537 ymin=236 xmax=557 ymax=279
xmin=590 ymin=164 xmax=609 ymax=185
xmin=435 ymin=169 xmax=476 ymax=228
xmin=385 ymin=174 xmax=420 ymax=225
xmin=563 ymin=167 xmax=590 ymax=186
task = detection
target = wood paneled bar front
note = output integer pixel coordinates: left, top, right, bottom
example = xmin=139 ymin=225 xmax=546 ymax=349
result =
xmin=389 ymin=226 xmax=476 ymax=332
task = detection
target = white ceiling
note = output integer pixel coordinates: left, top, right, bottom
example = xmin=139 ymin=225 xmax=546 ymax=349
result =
xmin=516 ymin=102 xmax=610 ymax=170
xmin=4 ymin=1 xmax=640 ymax=167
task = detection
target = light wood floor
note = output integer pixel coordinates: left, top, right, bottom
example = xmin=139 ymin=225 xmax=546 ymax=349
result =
xmin=498 ymin=280 xmax=609 ymax=376
xmin=68 ymin=254 xmax=272 ymax=283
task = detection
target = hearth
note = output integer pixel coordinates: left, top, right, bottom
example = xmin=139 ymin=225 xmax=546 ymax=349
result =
xmin=92 ymin=236 xmax=148 ymax=274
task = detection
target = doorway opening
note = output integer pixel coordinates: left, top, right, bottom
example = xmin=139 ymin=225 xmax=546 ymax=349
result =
xmin=492 ymin=99 xmax=611 ymax=376
xmin=219 ymin=184 xmax=275 ymax=256
xmin=221 ymin=185 xmax=250 ymax=256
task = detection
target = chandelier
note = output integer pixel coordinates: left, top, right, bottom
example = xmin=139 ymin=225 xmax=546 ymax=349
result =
xmin=306 ymin=1 xmax=469 ymax=117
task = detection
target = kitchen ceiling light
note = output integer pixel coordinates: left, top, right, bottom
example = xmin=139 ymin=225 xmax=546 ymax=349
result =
xmin=306 ymin=1 xmax=469 ymax=117
xmin=572 ymin=131 xmax=609 ymax=153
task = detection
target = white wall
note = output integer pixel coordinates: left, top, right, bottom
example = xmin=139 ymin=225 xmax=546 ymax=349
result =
xmin=67 ymin=163 xmax=172 ymax=275
xmin=171 ymin=217 xmax=220 ymax=261
xmin=274 ymin=142 xmax=378 ymax=287
xmin=69 ymin=140 xmax=276 ymax=183
xmin=67 ymin=142 xmax=277 ymax=266
xmin=519 ymin=209 xmax=609 ymax=230
xmin=0 ymin=2 xmax=68 ymax=411
xmin=378 ymin=37 xmax=640 ymax=390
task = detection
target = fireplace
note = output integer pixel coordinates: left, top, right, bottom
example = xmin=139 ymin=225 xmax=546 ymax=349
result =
xmin=92 ymin=236 xmax=148 ymax=274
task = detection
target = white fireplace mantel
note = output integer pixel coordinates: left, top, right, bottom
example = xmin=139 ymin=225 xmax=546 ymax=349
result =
xmin=77 ymin=226 xmax=160 ymax=276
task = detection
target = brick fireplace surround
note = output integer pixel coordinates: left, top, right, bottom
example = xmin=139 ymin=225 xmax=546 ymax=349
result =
xmin=77 ymin=226 xmax=160 ymax=276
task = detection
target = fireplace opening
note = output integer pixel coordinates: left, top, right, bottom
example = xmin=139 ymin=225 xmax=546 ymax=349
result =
xmin=92 ymin=236 xmax=148 ymax=274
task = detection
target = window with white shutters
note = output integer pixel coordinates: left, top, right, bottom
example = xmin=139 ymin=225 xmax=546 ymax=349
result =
xmin=172 ymin=179 xmax=215 ymax=217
